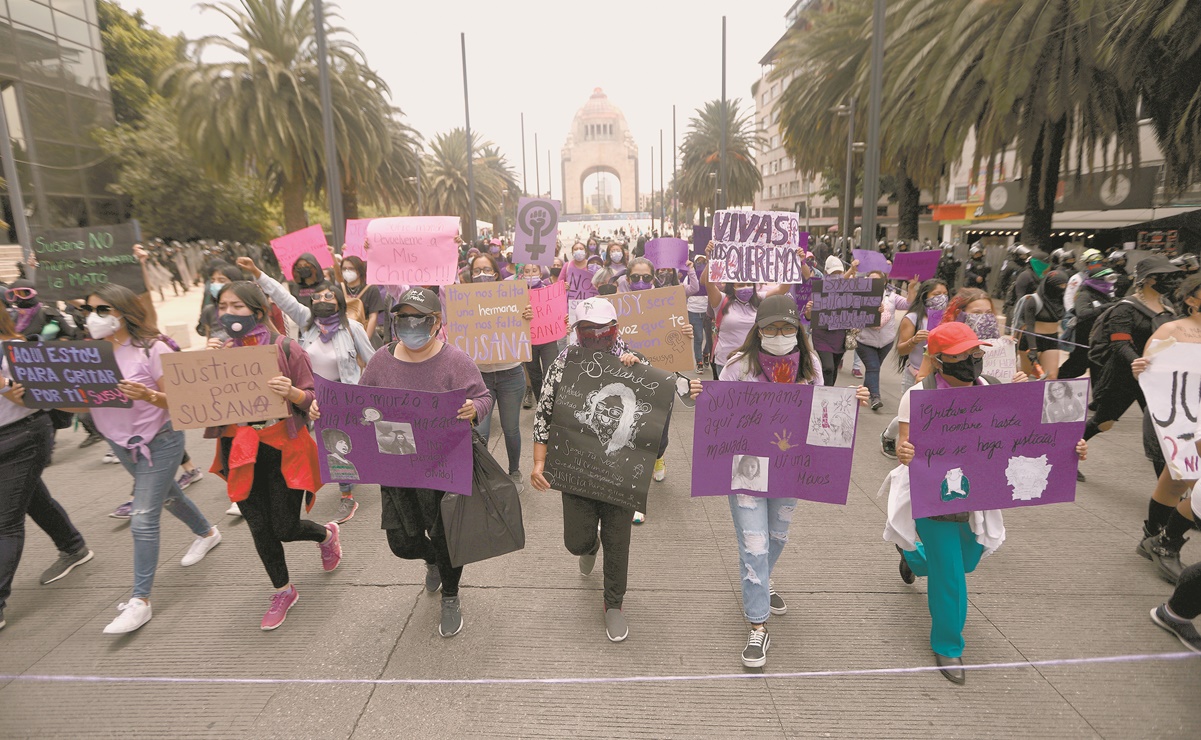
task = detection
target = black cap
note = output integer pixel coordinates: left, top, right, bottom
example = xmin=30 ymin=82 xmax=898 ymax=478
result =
xmin=755 ymin=294 xmax=800 ymax=328
xmin=1135 ymin=254 xmax=1180 ymax=283
xmin=391 ymin=287 xmax=441 ymax=315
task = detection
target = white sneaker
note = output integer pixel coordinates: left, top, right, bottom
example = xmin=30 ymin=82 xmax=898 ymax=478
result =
xmin=102 ymin=598 xmax=152 ymax=634
xmin=102 ymin=452 xmax=119 ymax=464
xmin=180 ymin=528 xmax=221 ymax=566
xmin=226 ymin=502 xmax=242 ymax=517
xmin=632 ymin=511 xmax=645 ymax=524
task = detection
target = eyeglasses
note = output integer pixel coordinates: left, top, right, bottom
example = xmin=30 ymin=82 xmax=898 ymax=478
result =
xmin=940 ymin=349 xmax=986 ymax=362
xmin=80 ymin=304 xmax=114 ymax=316
xmin=759 ymin=325 xmax=798 ymax=338
xmin=630 ymin=274 xmax=653 ymax=283
xmin=471 ymin=268 xmax=496 ymax=277
xmin=5 ymin=287 xmax=36 ymax=301
xmin=393 ymin=314 xmax=435 ymax=329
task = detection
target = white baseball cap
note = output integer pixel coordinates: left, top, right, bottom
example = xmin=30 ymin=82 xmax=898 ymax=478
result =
xmin=572 ymin=296 xmax=618 ymax=327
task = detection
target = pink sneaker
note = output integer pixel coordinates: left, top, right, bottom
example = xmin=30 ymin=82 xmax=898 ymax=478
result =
xmin=319 ymin=522 xmax=342 ymax=571
xmin=261 ymin=586 xmax=298 ymax=630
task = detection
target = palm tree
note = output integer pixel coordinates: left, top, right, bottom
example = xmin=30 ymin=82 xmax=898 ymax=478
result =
xmin=355 ymin=113 xmax=423 ymax=218
xmin=677 ymin=100 xmax=763 ymax=226
xmin=164 ymin=0 xmax=393 ymax=232
xmin=423 ymin=129 xmax=517 ymax=237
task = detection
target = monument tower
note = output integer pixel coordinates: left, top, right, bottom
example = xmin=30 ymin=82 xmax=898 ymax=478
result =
xmin=561 ymin=88 xmax=639 ymax=214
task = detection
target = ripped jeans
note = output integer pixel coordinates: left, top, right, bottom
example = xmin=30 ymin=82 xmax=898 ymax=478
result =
xmin=728 ymin=494 xmax=797 ymax=623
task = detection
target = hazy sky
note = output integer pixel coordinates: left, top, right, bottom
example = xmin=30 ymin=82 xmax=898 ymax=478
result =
xmin=123 ymin=0 xmax=788 ymax=202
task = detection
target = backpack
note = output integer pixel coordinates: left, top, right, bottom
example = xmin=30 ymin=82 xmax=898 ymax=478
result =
xmin=1009 ymin=292 xmax=1042 ymax=335
xmin=1087 ymin=297 xmax=1160 ymax=366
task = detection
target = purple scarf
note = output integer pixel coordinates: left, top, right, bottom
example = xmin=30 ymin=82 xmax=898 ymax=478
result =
xmin=759 ymin=350 xmax=800 ymax=384
xmin=1084 ymin=278 xmax=1116 ymax=296
xmin=314 ymin=314 xmax=342 ymax=343
xmin=12 ymin=303 xmax=42 ymax=334
xmin=232 ymin=322 xmax=271 ymax=348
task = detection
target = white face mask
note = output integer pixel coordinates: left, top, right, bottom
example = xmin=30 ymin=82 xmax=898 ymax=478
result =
xmin=760 ymin=334 xmax=797 ymax=356
xmin=342 ymin=269 xmax=359 ymax=283
xmin=86 ymin=313 xmax=121 ymax=339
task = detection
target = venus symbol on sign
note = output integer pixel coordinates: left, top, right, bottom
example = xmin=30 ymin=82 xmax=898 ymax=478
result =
xmin=519 ymin=200 xmax=558 ymax=260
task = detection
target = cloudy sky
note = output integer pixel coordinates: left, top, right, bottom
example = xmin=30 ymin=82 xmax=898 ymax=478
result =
xmin=125 ymin=0 xmax=789 ymax=202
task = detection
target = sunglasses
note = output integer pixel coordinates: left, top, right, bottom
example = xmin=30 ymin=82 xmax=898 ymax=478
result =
xmin=80 ymin=304 xmax=114 ymax=316
xmin=5 ymin=287 xmax=36 ymax=301
xmin=630 ymin=274 xmax=653 ymax=283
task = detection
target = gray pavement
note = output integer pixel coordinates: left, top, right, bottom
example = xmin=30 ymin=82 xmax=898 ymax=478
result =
xmin=2 ymin=290 xmax=1201 ymax=738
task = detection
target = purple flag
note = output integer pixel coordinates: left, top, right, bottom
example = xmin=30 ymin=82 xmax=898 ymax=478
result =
xmin=514 ymin=197 xmax=560 ymax=266
xmin=852 ymin=248 xmax=891 ymax=275
xmin=890 ymin=250 xmax=941 ymax=282
xmin=313 ymin=377 xmax=473 ymax=494
xmin=644 ymin=238 xmax=688 ymax=270
xmin=691 ymin=381 xmax=858 ymax=503
xmin=692 ymin=225 xmax=712 ymax=257
xmin=908 ymin=380 xmax=1088 ymax=518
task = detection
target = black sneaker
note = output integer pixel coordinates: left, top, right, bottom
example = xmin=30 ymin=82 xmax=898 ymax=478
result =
xmin=768 ymin=580 xmax=787 ymax=615
xmin=79 ymin=432 xmax=104 ymax=449
xmin=1151 ymin=604 xmax=1201 ymax=653
xmin=742 ymin=628 xmax=770 ymax=668
xmin=521 ymin=389 xmax=535 ymax=410
xmin=897 ymin=545 xmax=916 ymax=585
xmin=1076 ymin=469 xmax=1086 ymax=483
xmin=880 ymin=431 xmax=897 ymax=459
xmin=40 ymin=548 xmax=94 ymax=585
xmin=870 ymin=395 xmax=883 ymax=411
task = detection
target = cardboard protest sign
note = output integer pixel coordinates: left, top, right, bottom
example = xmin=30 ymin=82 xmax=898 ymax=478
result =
xmin=602 ymin=286 xmax=694 ymax=373
xmin=708 ymin=210 xmax=807 ymax=284
xmin=1139 ymin=341 xmax=1201 ymax=480
xmin=530 ymin=281 xmax=568 ymax=344
xmin=889 ymin=250 xmax=940 ymax=282
xmin=811 ymin=278 xmax=885 ymax=331
xmin=543 ymin=347 xmax=675 ymax=510
xmin=159 ymin=345 xmax=288 ymax=430
xmin=32 ymin=222 xmax=146 ymax=300
xmin=364 ymin=216 xmax=460 ymax=286
xmin=908 ymin=380 xmax=1088 ymax=518
xmin=852 ymin=249 xmax=891 ymax=275
xmin=514 ymin=198 xmax=560 ymax=265
xmin=271 ymin=224 xmax=332 ymax=281
xmin=3 ymin=340 xmax=130 ymax=408
xmin=692 ymin=225 xmax=712 ymax=258
xmin=443 ymin=281 xmax=532 ymax=363
xmin=313 ymin=378 xmax=472 ymax=493
xmin=691 ymin=381 xmax=858 ymax=502
xmin=644 ymin=238 xmax=688 ymax=270
xmin=981 ymin=337 xmax=1017 ymax=383
xmin=343 ymin=219 xmax=372 ymax=260
xmin=564 ymin=263 xmax=598 ymax=302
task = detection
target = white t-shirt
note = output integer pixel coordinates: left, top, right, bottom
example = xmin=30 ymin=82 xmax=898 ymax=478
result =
xmin=306 ymin=337 xmax=341 ymax=381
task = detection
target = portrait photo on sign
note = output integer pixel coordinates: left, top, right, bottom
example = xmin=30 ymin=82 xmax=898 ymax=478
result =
xmin=321 ymin=428 xmax=359 ymax=481
xmin=731 ymin=455 xmax=769 ymax=493
xmin=575 ymin=382 xmax=652 ymax=456
xmin=1041 ymin=380 xmax=1088 ymax=424
xmin=374 ymin=421 xmax=417 ymax=455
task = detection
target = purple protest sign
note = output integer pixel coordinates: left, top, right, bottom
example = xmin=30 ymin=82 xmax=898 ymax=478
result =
xmin=852 ymin=249 xmax=891 ymax=275
xmin=811 ymin=277 xmax=885 ymax=330
xmin=313 ymin=377 xmax=473 ymax=494
xmin=692 ymin=225 xmax=712 ymax=257
xmin=343 ymin=219 xmax=372 ymax=260
xmin=890 ymin=250 xmax=940 ymax=282
xmin=691 ymin=381 xmax=858 ymax=503
xmin=908 ymin=380 xmax=1088 ymax=518
xmin=514 ymin=197 xmax=560 ymax=266
xmin=644 ymin=238 xmax=688 ymax=270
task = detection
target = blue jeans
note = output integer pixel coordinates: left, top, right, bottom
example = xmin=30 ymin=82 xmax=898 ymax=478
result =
xmin=107 ymin=424 xmax=212 ymax=598
xmin=478 ymin=365 xmax=526 ymax=474
xmin=526 ymin=340 xmax=563 ymax=401
xmin=855 ymin=341 xmax=893 ymax=398
xmin=688 ymin=311 xmax=706 ymax=366
xmin=902 ymin=518 xmax=985 ymax=658
xmin=728 ymin=494 xmax=797 ymax=623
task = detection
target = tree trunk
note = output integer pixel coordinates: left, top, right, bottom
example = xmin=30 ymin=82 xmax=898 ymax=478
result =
xmin=896 ymin=172 xmax=921 ymax=241
xmin=1020 ymin=117 xmax=1067 ymax=254
xmin=281 ymin=176 xmax=308 ymax=234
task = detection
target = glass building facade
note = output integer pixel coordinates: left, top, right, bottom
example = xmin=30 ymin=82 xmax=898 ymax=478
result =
xmin=1 ymin=0 xmax=119 ymax=246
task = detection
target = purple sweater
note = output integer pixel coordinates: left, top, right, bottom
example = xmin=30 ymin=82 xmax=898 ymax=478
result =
xmin=358 ymin=342 xmax=493 ymax=421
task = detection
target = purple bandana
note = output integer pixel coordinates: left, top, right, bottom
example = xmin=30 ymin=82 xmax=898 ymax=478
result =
xmin=314 ymin=314 xmax=342 ymax=343
xmin=12 ymin=303 xmax=42 ymax=335
xmin=758 ymin=350 xmax=800 ymax=384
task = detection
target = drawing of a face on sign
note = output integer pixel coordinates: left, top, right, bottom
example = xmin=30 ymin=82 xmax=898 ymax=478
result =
xmin=575 ymin=382 xmax=651 ymax=455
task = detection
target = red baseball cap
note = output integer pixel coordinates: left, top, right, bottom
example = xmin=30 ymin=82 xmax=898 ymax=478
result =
xmin=926 ymin=322 xmax=991 ymax=356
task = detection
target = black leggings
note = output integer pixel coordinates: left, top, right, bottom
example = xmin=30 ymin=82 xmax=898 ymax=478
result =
xmin=1169 ymin=561 xmax=1201 ymax=620
xmin=818 ymin=350 xmax=844 ymax=387
xmin=381 ymin=487 xmax=462 ymax=597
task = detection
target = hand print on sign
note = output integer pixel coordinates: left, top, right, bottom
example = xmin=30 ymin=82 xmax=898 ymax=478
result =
xmin=772 ymin=429 xmax=796 ymax=451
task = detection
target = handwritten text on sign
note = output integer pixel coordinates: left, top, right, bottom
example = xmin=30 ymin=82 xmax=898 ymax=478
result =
xmin=691 ymin=381 xmax=858 ymax=503
xmin=908 ymin=381 xmax=1086 ymax=517
xmin=270 ymin=224 xmax=333 ymax=281
xmin=3 ymin=340 xmax=130 ymax=408
xmin=443 ymin=281 xmax=532 ymax=363
xmin=602 ymin=285 xmax=694 ymax=373
xmin=314 ymin=378 xmax=472 ymax=494
xmin=708 ymin=210 xmax=807 ymax=284
xmin=811 ymin=278 xmax=885 ymax=330
xmin=529 ymin=281 xmax=568 ymax=344
xmin=1140 ymin=341 xmax=1201 ymax=480
xmin=32 ymin=222 xmax=146 ymax=300
xmin=365 ymin=217 xmax=460 ymax=286
xmin=159 ymin=345 xmax=288 ymax=430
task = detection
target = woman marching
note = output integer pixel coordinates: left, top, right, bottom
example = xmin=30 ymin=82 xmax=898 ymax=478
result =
xmin=854 ymin=273 xmax=917 ymax=410
xmin=688 ymin=295 xmax=868 ymax=667
xmin=237 ymin=256 xmax=376 ymax=524
xmin=83 ymin=285 xmax=221 ymax=634
xmin=880 ymin=278 xmax=948 ymax=458
xmin=207 ymin=281 xmax=341 ymax=631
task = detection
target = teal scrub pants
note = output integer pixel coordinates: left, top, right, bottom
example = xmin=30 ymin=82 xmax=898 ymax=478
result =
xmin=902 ymin=517 xmax=985 ymax=658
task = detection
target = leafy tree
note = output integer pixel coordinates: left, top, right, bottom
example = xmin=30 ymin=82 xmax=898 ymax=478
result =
xmin=677 ymin=100 xmax=763 ymax=226
xmin=96 ymin=1 xmax=185 ymax=125
xmin=422 ymin=129 xmax=518 ymax=238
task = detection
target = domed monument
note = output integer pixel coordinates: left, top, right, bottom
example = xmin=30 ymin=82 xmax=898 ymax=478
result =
xmin=561 ymin=88 xmax=640 ymax=214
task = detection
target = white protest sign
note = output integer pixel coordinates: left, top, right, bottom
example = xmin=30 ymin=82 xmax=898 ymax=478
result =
xmin=982 ymin=337 xmax=1017 ymax=383
xmin=1139 ymin=340 xmax=1201 ymax=480
xmin=708 ymin=210 xmax=807 ymax=284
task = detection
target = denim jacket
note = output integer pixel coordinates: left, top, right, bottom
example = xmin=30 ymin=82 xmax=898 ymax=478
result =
xmin=256 ymin=273 xmax=375 ymax=384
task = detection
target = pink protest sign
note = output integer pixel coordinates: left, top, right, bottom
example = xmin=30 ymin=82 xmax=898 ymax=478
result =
xmin=343 ymin=219 xmax=372 ymax=260
xmin=530 ymin=281 xmax=568 ymax=344
xmin=271 ymin=224 xmax=332 ymax=280
xmin=890 ymin=250 xmax=941 ymax=282
xmin=365 ymin=217 xmax=460 ymax=286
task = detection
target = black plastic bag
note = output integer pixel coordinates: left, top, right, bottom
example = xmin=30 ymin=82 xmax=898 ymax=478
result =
xmin=440 ymin=431 xmax=525 ymax=567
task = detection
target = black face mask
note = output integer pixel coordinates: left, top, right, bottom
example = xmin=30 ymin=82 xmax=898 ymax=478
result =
xmin=1155 ymin=273 xmax=1184 ymax=296
xmin=549 ymin=267 xmax=562 ymax=278
xmin=294 ymin=267 xmax=314 ymax=281
xmin=311 ymin=301 xmax=338 ymax=318
xmin=15 ymin=298 xmax=38 ymax=309
xmin=940 ymin=355 xmax=983 ymax=384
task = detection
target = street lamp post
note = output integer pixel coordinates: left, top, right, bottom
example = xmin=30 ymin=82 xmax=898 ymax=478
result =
xmin=313 ymin=0 xmax=343 ymax=248
xmin=833 ymin=97 xmax=857 ymax=255
xmin=501 ymin=189 xmax=509 ymax=233
xmin=861 ymin=0 xmax=886 ymax=249
xmin=461 ymin=33 xmax=478 ymax=242
xmin=709 ymin=171 xmax=718 ymax=226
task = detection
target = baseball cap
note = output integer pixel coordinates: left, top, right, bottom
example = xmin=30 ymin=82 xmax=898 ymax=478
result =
xmin=825 ymin=256 xmax=845 ymax=274
xmin=927 ymin=322 xmax=991 ymax=356
xmin=391 ymin=287 xmax=441 ymax=315
xmin=755 ymin=295 xmax=800 ymax=328
xmin=572 ymin=296 xmax=618 ymax=327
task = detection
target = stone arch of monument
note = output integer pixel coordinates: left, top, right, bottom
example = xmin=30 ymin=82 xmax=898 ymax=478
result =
xmin=561 ymin=88 xmax=639 ymax=214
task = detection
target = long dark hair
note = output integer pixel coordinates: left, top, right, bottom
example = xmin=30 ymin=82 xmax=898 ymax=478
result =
xmin=1178 ymin=274 xmax=1201 ymax=314
xmin=896 ymin=278 xmax=946 ymax=371
xmin=305 ymin=280 xmax=348 ymax=332
xmin=728 ymin=323 xmax=817 ymax=383
xmin=88 ymin=284 xmax=160 ymax=348
xmin=468 ymin=252 xmax=502 ymax=282
xmin=341 ymin=256 xmax=367 ymax=285
xmin=216 ymin=281 xmax=277 ymax=338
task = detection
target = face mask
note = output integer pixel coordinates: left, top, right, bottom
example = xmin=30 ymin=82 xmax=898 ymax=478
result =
xmin=86 ymin=313 xmax=121 ymax=339
xmin=311 ymin=301 xmax=338 ymax=318
xmin=474 ymin=273 xmax=496 ymax=283
xmin=1155 ymin=273 xmax=1184 ymax=295
xmin=219 ymin=312 xmax=257 ymax=339
xmin=630 ymin=275 xmax=653 ymax=291
xmin=758 ymin=349 xmax=799 ymax=383
xmin=342 ymin=269 xmax=359 ymax=283
xmin=735 ymin=287 xmax=755 ymax=304
xmin=760 ymin=334 xmax=797 ymax=356
xmin=489 ymin=246 xmax=501 ymax=256
xmin=587 ymin=264 xmax=600 ymax=275
xmin=578 ymin=325 xmax=618 ymax=351
xmin=609 ymin=252 xmax=623 ymax=264
xmin=15 ymin=297 xmax=38 ymax=309
xmin=573 ymin=250 xmax=586 ymax=262
xmin=397 ymin=324 xmax=434 ymax=350
xmin=961 ymin=312 xmax=999 ymax=340
xmin=550 ymin=267 xmax=562 ymax=278
xmin=940 ymin=354 xmax=983 ymax=384
xmin=209 ymin=283 xmax=223 ymax=299
xmin=587 ymin=244 xmax=599 ymax=253
xmin=294 ymin=267 xmax=313 ymax=281
xmin=925 ymin=294 xmax=949 ymax=311
xmin=526 ymin=277 xmax=543 ymax=289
